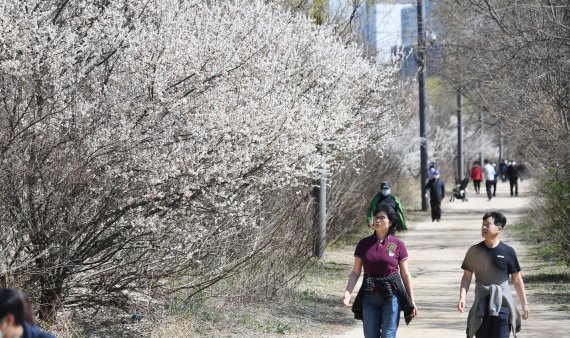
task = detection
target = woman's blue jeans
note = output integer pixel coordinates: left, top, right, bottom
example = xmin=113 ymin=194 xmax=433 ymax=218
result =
xmin=362 ymin=291 xmax=400 ymax=338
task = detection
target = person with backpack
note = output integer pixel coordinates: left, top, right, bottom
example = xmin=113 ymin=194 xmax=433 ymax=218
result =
xmin=367 ymin=181 xmax=408 ymax=231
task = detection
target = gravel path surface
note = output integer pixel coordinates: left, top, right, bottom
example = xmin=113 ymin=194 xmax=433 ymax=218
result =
xmin=326 ymin=179 xmax=570 ymax=338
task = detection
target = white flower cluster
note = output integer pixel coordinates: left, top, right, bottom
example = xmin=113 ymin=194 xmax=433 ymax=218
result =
xmin=0 ymin=0 xmax=403 ymax=305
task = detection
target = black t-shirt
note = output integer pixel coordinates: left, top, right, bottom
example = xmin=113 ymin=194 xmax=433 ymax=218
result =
xmin=461 ymin=241 xmax=521 ymax=285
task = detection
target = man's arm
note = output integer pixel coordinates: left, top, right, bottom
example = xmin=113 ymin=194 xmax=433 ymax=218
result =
xmin=457 ymin=269 xmax=473 ymax=313
xmin=512 ymin=271 xmax=530 ymax=319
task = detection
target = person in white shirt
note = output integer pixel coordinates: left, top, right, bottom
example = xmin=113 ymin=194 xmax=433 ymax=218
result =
xmin=482 ymin=160 xmax=496 ymax=201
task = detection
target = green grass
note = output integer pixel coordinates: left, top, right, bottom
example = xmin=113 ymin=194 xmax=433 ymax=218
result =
xmin=510 ymin=219 xmax=570 ymax=313
xmin=510 ymin=220 xmax=568 ymax=265
xmin=148 ymin=255 xmax=354 ymax=337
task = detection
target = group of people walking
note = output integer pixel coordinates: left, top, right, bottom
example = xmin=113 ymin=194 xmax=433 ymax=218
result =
xmin=343 ymin=178 xmax=530 ymax=338
xmin=470 ymin=159 xmax=522 ymax=199
xmin=469 ymin=160 xmax=497 ymax=201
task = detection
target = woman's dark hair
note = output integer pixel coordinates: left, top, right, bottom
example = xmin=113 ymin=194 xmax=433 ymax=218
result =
xmin=0 ymin=288 xmax=26 ymax=325
xmin=373 ymin=205 xmax=400 ymax=235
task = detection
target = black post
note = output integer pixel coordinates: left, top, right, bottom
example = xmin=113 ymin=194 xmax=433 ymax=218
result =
xmin=316 ymin=175 xmax=326 ymax=259
xmin=417 ymin=0 xmax=428 ymax=211
xmin=479 ymin=110 xmax=484 ymax=165
xmin=457 ymin=91 xmax=464 ymax=181
xmin=499 ymin=119 xmax=504 ymax=162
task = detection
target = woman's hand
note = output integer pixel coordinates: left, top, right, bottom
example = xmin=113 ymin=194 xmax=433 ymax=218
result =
xmin=412 ymin=301 xmax=418 ymax=317
xmin=343 ymin=290 xmax=352 ymax=307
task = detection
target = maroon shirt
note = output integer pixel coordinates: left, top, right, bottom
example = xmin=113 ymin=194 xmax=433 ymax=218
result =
xmin=354 ymin=234 xmax=408 ymax=278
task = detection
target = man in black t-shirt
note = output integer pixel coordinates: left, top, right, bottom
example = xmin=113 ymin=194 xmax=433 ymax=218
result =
xmin=457 ymin=211 xmax=530 ymax=338
xmin=461 ymin=240 xmax=520 ymax=286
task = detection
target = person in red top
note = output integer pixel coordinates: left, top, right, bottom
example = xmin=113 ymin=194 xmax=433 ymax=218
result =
xmin=470 ymin=161 xmax=483 ymax=194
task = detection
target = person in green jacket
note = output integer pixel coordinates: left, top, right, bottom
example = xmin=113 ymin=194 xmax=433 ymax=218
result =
xmin=367 ymin=181 xmax=408 ymax=231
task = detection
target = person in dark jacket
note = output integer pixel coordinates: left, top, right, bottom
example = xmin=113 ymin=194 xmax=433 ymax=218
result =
xmin=499 ymin=159 xmax=508 ymax=183
xmin=424 ymin=170 xmax=445 ymax=222
xmin=506 ymin=161 xmax=520 ymax=197
xmin=0 ymin=288 xmax=56 ymax=338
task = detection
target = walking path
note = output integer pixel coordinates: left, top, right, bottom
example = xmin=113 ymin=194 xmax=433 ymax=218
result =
xmin=326 ymin=180 xmax=570 ymax=338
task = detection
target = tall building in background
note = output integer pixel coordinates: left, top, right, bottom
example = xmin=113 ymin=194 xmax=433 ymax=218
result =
xmin=400 ymin=0 xmax=436 ymax=45
xmin=399 ymin=0 xmax=444 ymax=77
xmin=357 ymin=0 xmax=377 ymax=49
xmin=329 ymin=0 xmax=377 ymax=52
xmin=375 ymin=2 xmax=411 ymax=62
xmin=400 ymin=6 xmax=418 ymax=77
xmin=400 ymin=6 xmax=416 ymax=48
xmin=329 ymin=0 xmax=442 ymax=69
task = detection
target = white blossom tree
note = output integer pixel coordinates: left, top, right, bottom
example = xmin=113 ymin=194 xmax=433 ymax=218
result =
xmin=0 ymin=0 xmax=402 ymax=322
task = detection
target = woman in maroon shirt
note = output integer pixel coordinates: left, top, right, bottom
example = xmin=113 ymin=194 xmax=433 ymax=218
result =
xmin=343 ymin=205 xmax=417 ymax=338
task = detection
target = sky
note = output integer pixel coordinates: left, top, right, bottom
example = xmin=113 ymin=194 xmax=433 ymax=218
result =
xmin=329 ymin=0 xmax=415 ymax=62
xmin=375 ymin=3 xmax=414 ymax=61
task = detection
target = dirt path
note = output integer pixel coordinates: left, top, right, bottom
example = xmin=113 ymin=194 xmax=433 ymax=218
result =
xmin=325 ymin=180 xmax=570 ymax=338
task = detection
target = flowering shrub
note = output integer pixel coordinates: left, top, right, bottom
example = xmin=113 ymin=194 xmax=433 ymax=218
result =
xmin=0 ymin=0 xmax=402 ymax=320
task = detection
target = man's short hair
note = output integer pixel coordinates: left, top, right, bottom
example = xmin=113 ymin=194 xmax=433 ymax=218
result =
xmin=483 ymin=211 xmax=507 ymax=228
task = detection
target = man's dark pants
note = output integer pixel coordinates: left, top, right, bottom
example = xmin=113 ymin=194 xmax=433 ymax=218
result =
xmin=485 ymin=180 xmax=494 ymax=200
xmin=509 ymin=178 xmax=519 ymax=196
xmin=475 ymin=307 xmax=510 ymax=338
xmin=430 ymin=199 xmax=442 ymax=221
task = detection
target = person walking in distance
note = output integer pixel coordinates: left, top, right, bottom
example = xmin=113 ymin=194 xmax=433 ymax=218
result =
xmin=499 ymin=159 xmax=508 ymax=183
xmin=367 ymin=181 xmax=408 ymax=231
xmin=506 ymin=161 xmax=520 ymax=197
xmin=483 ymin=160 xmax=496 ymax=201
xmin=424 ymin=169 xmax=445 ymax=222
xmin=470 ymin=161 xmax=482 ymax=194
xmin=344 ymin=205 xmax=417 ymax=338
xmin=457 ymin=211 xmax=530 ymax=338
xmin=492 ymin=162 xmax=499 ymax=197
